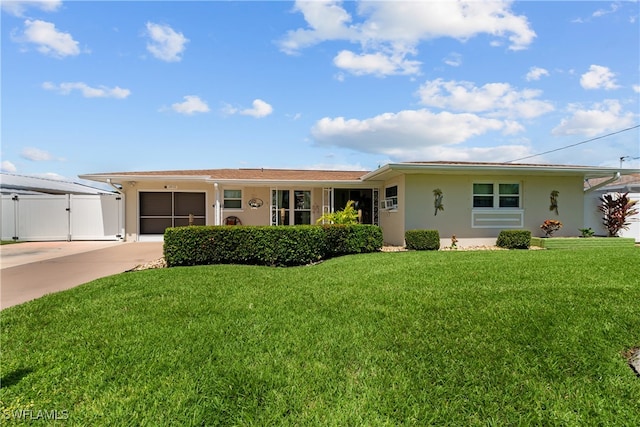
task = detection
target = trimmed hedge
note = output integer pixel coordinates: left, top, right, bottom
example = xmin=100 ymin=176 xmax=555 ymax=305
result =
xmin=405 ymin=229 xmax=440 ymax=250
xmin=164 ymin=224 xmax=383 ymax=267
xmin=323 ymin=224 xmax=383 ymax=256
xmin=496 ymin=230 xmax=531 ymax=249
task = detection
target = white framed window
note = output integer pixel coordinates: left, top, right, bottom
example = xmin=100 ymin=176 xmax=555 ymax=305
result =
xmin=223 ymin=189 xmax=242 ymax=210
xmin=271 ymin=189 xmax=311 ymax=225
xmin=382 ymin=185 xmax=398 ymax=210
xmin=473 ymin=183 xmax=520 ymax=209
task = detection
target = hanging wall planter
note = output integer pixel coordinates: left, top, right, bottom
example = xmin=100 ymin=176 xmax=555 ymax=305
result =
xmin=549 ymin=190 xmax=559 ymax=215
xmin=433 ymin=188 xmax=444 ymax=216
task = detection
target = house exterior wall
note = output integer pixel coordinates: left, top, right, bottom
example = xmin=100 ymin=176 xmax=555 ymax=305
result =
xmin=116 ymin=172 xmax=592 ymax=245
xmin=218 ymin=185 xmax=271 ymax=225
xmin=378 ymin=175 xmax=405 ymax=246
xmin=120 ymin=180 xmax=214 ymax=241
xmin=120 ymin=182 xmax=353 ymax=240
xmin=398 ymin=173 xmax=585 ymax=245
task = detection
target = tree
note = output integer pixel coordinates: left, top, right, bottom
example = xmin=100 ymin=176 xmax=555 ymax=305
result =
xmin=598 ymin=192 xmax=639 ymax=237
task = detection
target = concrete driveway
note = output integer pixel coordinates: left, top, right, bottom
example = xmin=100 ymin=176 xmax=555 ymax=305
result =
xmin=1 ymin=241 xmax=163 ymax=310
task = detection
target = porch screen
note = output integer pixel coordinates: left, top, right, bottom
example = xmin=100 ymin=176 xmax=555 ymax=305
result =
xmin=140 ymin=192 xmax=205 ymax=234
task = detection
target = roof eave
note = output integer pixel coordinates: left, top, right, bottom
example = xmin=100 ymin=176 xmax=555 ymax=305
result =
xmin=79 ymin=174 xmax=381 ymax=188
xmin=362 ymin=163 xmax=640 ymax=180
xmin=78 ymin=174 xmax=213 ymax=184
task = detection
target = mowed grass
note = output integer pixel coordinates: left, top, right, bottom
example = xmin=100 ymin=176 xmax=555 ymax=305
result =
xmin=1 ymin=248 xmax=639 ymax=425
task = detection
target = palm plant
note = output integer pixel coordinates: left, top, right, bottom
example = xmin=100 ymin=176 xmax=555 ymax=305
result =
xmin=316 ymin=200 xmax=360 ymax=224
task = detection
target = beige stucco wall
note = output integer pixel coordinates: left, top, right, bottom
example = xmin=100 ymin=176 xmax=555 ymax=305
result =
xmin=222 ymin=186 xmax=325 ymax=225
xmin=117 ymin=172 xmax=588 ymax=245
xmin=378 ymin=175 xmax=405 ymax=246
xmin=120 ymin=180 xmax=215 ymax=241
xmin=397 ymin=173 xmax=586 ymax=245
xmin=120 ymin=182 xmax=332 ymax=240
xmin=218 ymin=186 xmax=271 ymax=226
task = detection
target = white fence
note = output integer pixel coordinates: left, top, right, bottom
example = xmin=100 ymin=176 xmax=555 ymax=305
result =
xmin=1 ymin=194 xmax=124 ymax=241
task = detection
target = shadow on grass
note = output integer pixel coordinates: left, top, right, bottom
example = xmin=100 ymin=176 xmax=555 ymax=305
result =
xmin=1 ymin=368 xmax=33 ymax=388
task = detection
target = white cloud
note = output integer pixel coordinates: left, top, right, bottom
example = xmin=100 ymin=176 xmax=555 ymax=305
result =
xmin=552 ymin=100 xmax=635 ymax=136
xmin=171 ymin=95 xmax=210 ymax=115
xmin=1 ymin=0 xmax=61 ymax=17
xmin=416 ymin=79 xmax=554 ymax=119
xmin=145 ymin=22 xmax=188 ymax=62
xmin=42 ymin=82 xmax=131 ymax=99
xmin=593 ymin=3 xmax=620 ymax=18
xmin=311 ymin=109 xmax=507 ymax=159
xmin=278 ymin=0 xmax=357 ymax=54
xmin=633 ymin=84 xmax=640 ymax=93
xmin=310 ymin=109 xmax=535 ymax=162
xmin=333 ymin=50 xmax=420 ymax=76
xmin=223 ymin=99 xmax=274 ymax=118
xmin=525 ymin=66 xmax=549 ymax=81
xmin=21 ymin=147 xmax=53 ymax=161
xmin=580 ymin=65 xmax=620 ymax=90
xmin=241 ymin=99 xmax=273 ymax=118
xmin=408 ymin=144 xmax=533 ymax=163
xmin=1 ymin=160 xmax=17 ymax=173
xmin=305 ymin=162 xmax=369 ymax=171
xmin=279 ymin=1 xmax=535 ymax=76
xmin=15 ymin=19 xmax=80 ymax=58
xmin=443 ymin=52 xmax=462 ymax=67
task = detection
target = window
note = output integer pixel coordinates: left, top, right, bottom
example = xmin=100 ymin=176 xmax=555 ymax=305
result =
xmin=223 ymin=189 xmax=242 ymax=209
xmin=473 ymin=183 xmax=520 ymax=208
xmin=473 ymin=183 xmax=494 ymax=208
xmin=271 ymin=189 xmax=311 ymax=225
xmin=383 ymin=185 xmax=398 ymax=209
xmin=294 ymin=190 xmax=311 ymax=225
xmin=498 ymin=183 xmax=520 ymax=208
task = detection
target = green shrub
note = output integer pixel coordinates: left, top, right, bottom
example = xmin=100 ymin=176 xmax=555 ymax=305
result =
xmin=164 ymin=224 xmax=382 ymax=267
xmin=323 ymin=224 xmax=383 ymax=256
xmin=496 ymin=230 xmax=531 ymax=249
xmin=405 ymin=229 xmax=440 ymax=250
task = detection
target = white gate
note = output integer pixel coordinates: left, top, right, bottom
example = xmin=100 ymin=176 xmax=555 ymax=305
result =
xmin=0 ymin=194 xmax=124 ymax=241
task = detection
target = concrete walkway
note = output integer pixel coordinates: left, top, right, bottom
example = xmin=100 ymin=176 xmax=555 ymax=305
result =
xmin=1 ymin=241 xmax=163 ymax=310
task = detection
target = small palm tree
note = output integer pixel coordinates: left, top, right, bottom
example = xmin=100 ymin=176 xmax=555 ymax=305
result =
xmin=316 ymin=200 xmax=359 ymax=224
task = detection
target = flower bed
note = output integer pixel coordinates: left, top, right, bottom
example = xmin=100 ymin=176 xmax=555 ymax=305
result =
xmin=530 ymin=236 xmax=636 ymax=249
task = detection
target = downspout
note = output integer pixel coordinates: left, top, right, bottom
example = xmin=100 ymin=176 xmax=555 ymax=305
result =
xmin=214 ymin=182 xmax=221 ymax=225
xmin=106 ymin=178 xmax=123 ymax=194
xmin=584 ymin=172 xmax=620 ymax=193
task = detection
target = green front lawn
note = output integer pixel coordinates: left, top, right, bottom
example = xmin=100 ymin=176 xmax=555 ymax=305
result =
xmin=1 ymin=248 xmax=639 ymax=425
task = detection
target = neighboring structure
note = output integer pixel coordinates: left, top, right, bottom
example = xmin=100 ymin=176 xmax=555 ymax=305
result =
xmin=80 ymin=162 xmax=640 ymax=246
xmin=1 ymin=173 xmax=123 ymax=242
xmin=584 ymin=173 xmax=640 ymax=242
xmin=0 ymin=173 xmax=112 ymax=195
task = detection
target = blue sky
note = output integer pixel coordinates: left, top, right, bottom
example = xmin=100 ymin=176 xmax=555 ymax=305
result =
xmin=2 ymin=0 xmax=639 ymax=184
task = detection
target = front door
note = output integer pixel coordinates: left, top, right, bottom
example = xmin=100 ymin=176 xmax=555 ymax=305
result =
xmin=333 ymin=189 xmax=376 ymax=224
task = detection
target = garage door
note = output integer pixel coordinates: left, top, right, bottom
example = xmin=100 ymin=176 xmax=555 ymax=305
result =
xmin=139 ymin=192 xmax=206 ymax=235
